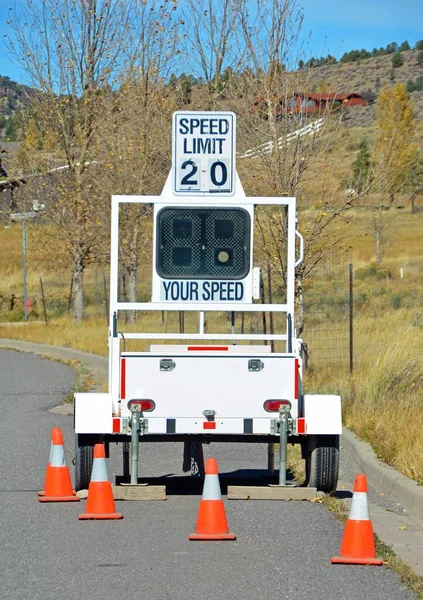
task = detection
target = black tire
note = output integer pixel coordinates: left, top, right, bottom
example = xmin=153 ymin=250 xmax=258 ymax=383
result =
xmin=305 ymin=434 xmax=339 ymax=494
xmin=74 ymin=435 xmax=94 ymax=491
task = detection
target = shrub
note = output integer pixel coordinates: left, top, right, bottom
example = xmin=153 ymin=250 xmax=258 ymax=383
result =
xmin=390 ymin=293 xmax=403 ymax=309
xmin=355 ymin=292 xmax=369 ymax=307
xmin=356 ymin=263 xmax=394 ymax=281
xmin=392 ymin=52 xmax=404 ymax=68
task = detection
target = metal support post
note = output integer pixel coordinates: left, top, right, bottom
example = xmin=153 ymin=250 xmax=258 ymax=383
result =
xmin=130 ymin=407 xmax=141 ymax=485
xmin=122 ymin=441 xmax=130 ymax=481
xmin=279 ymin=406 xmax=289 ymax=486
xmin=267 ymin=443 xmax=275 ymax=475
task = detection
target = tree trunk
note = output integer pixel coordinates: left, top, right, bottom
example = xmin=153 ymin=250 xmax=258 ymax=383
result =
xmin=375 ymin=208 xmax=383 ymax=264
xmin=128 ymin=268 xmax=137 ymax=324
xmin=295 ymin=270 xmax=304 ymax=338
xmin=72 ymin=247 xmax=85 ymax=321
xmin=411 ymin=191 xmax=416 ymax=214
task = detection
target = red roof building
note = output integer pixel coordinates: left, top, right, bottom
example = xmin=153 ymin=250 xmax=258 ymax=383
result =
xmin=252 ymin=92 xmax=366 ymax=119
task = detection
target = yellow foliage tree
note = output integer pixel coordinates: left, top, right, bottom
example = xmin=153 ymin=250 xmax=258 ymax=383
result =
xmin=371 ymin=83 xmax=415 ymax=262
xmin=24 ymin=117 xmax=40 ymax=150
xmin=374 ymin=83 xmax=415 ymax=202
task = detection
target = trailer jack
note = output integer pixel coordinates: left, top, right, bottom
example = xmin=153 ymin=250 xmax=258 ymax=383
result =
xmin=279 ymin=402 xmax=291 ymax=486
xmin=128 ymin=400 xmax=143 ymax=485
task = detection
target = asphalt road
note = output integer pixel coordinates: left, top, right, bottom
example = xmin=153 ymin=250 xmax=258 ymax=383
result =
xmin=0 ymin=349 xmax=418 ymax=600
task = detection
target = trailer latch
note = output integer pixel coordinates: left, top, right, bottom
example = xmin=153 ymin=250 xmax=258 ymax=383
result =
xmin=160 ymin=359 xmax=175 ymax=372
xmin=248 ymin=359 xmax=264 ymax=372
xmin=203 ymin=409 xmax=216 ymax=421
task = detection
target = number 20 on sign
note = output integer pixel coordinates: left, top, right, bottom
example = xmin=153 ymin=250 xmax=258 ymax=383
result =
xmin=172 ymin=111 xmax=236 ymax=195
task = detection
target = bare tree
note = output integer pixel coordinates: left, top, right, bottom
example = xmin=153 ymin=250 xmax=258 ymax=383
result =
xmin=7 ymin=0 xmax=137 ymax=320
xmin=182 ymin=0 xmax=239 ymax=109
xmin=230 ymin=0 xmax=348 ymax=334
xmin=98 ymin=3 xmax=180 ymax=321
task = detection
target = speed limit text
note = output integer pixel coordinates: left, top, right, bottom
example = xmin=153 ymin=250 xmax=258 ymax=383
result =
xmin=179 ymin=117 xmax=229 ymax=155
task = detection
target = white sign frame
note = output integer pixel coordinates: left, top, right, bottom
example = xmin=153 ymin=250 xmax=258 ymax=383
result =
xmin=172 ymin=111 xmax=236 ymax=196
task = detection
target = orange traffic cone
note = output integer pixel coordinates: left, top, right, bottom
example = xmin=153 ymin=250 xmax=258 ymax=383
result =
xmin=78 ymin=444 xmax=122 ymax=520
xmin=331 ymin=474 xmax=383 ymax=565
xmin=39 ymin=427 xmax=80 ymax=502
xmin=189 ymin=458 xmax=236 ymax=540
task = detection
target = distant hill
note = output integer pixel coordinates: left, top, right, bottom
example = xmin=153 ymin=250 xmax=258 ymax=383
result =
xmin=0 ymin=75 xmax=35 ymax=142
xmin=306 ymin=49 xmax=423 ymax=127
xmin=1 ymin=45 xmax=422 ymax=143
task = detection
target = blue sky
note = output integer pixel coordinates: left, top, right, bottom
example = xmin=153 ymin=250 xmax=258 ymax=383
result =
xmin=0 ymin=0 xmax=422 ymax=83
xmin=300 ymin=0 xmax=423 ymax=59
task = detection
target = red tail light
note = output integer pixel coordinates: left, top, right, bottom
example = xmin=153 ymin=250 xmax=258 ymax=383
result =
xmin=263 ymin=400 xmax=292 ymax=413
xmin=127 ymin=399 xmax=156 ymax=412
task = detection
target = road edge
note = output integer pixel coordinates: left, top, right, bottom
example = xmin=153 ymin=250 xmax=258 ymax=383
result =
xmin=341 ymin=428 xmax=423 ymax=523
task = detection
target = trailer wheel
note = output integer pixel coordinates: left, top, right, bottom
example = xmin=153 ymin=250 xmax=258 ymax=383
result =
xmin=305 ymin=434 xmax=339 ymax=494
xmin=74 ymin=435 xmax=95 ymax=491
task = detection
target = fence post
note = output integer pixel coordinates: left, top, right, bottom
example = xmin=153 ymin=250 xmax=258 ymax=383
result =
xmin=39 ymin=277 xmax=48 ymax=325
xmin=349 ymin=263 xmax=353 ymax=373
xmin=67 ymin=277 xmax=73 ymax=314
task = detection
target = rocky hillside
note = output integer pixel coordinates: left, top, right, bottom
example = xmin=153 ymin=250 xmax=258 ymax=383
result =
xmin=307 ymin=48 xmax=423 ymax=127
xmin=310 ymin=49 xmax=422 ymax=92
xmin=1 ymin=45 xmax=422 ymax=142
xmin=0 ymin=75 xmax=34 ymax=141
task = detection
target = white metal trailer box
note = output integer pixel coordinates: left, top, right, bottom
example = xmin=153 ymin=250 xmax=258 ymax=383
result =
xmin=120 ymin=351 xmax=299 ymax=435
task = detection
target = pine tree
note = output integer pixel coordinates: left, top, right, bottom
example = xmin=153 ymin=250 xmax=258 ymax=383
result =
xmin=352 ymin=138 xmax=372 ymax=192
xmin=392 ymin=52 xmax=404 ymax=68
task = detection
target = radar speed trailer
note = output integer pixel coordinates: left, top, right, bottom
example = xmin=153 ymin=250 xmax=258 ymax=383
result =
xmin=74 ymin=111 xmax=342 ymax=493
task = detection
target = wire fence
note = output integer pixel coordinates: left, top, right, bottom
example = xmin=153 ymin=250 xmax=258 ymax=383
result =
xmin=1 ymin=228 xmax=354 ymax=372
xmin=303 ymin=248 xmax=353 ymax=371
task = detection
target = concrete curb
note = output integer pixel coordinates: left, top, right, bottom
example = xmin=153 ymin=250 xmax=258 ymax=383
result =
xmin=2 ymin=339 xmax=423 ymax=523
xmin=0 ymin=339 xmax=108 ymax=384
xmin=342 ymin=428 xmax=423 ymax=523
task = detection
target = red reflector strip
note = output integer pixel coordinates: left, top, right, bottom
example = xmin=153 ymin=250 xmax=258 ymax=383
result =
xmin=203 ymin=422 xmax=216 ymax=429
xmin=188 ymin=346 xmax=228 ymax=351
xmin=294 ymin=358 xmax=299 ymax=399
xmin=121 ymin=358 xmax=126 ymax=400
xmin=297 ymin=418 xmax=306 ymax=434
xmin=113 ymin=418 xmax=121 ymax=433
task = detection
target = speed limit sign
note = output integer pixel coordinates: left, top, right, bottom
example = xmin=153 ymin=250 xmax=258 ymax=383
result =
xmin=172 ymin=111 xmax=236 ymax=196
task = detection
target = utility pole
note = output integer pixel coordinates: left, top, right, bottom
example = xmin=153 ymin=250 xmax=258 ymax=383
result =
xmin=12 ymin=211 xmax=36 ymax=321
xmin=22 ymin=218 xmax=28 ymax=320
